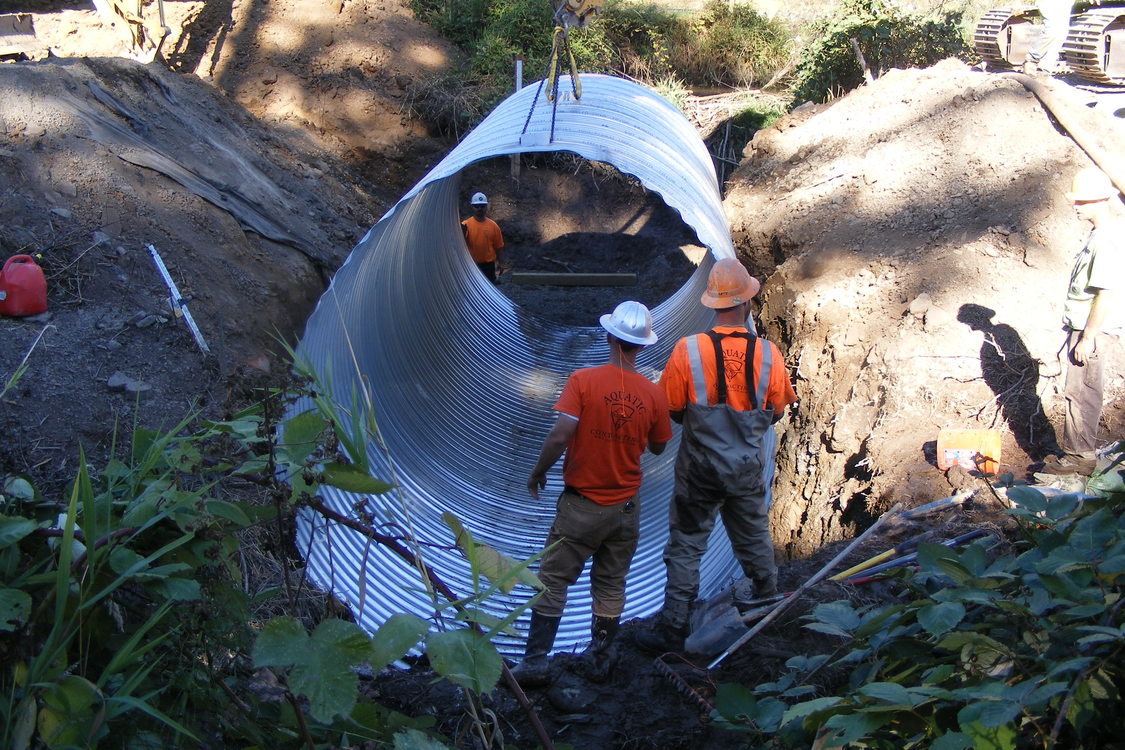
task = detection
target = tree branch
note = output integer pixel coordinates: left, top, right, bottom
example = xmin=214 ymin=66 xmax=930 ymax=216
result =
xmin=304 ymin=498 xmax=554 ymax=750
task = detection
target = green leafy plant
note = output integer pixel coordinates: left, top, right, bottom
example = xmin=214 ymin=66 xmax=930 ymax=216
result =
xmin=407 ymin=0 xmax=795 ymax=133
xmin=1 ymin=425 xmax=235 ymax=748
xmin=711 ymin=488 xmax=1125 ymax=748
xmin=790 ymin=0 xmax=970 ymax=104
xmin=2 ymin=349 xmax=550 ymax=749
xmin=251 ymin=351 xmax=554 ymax=748
xmin=675 ymin=0 xmax=791 ymax=88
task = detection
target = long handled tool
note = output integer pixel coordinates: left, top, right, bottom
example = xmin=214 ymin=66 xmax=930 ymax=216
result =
xmin=147 ymin=244 xmax=210 ymax=355
xmin=841 ymin=529 xmax=988 ymax=584
xmin=706 ymin=502 xmax=903 ymax=670
xmin=828 ymin=530 xmax=935 ymax=582
xmin=898 ymin=490 xmax=974 ymax=520
xmin=685 ymin=596 xmax=789 ymax=658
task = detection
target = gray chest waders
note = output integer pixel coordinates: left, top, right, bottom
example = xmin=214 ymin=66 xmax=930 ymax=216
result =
xmin=676 ymin=331 xmax=777 ymax=512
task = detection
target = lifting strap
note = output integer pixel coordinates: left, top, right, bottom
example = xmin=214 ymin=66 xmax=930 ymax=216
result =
xmin=554 ymin=0 xmax=605 ymax=29
xmin=684 ymin=330 xmax=771 ymax=410
xmin=545 ymin=25 xmax=581 ymax=103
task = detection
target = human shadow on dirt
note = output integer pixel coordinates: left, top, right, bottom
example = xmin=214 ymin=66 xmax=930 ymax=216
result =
xmin=165 ymin=0 xmax=234 ymax=76
xmin=957 ymin=303 xmax=1060 ymax=462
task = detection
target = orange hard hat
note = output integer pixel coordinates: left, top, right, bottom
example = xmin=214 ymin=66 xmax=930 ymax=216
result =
xmin=700 ymin=258 xmax=760 ymax=309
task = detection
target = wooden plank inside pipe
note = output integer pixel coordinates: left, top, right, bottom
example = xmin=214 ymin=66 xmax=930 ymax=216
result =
xmin=510 ymin=272 xmax=637 ymax=287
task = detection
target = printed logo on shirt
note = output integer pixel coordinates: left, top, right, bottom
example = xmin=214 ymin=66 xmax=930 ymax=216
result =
xmin=604 ymin=390 xmax=648 ymax=431
xmin=722 ymin=346 xmax=748 ymax=392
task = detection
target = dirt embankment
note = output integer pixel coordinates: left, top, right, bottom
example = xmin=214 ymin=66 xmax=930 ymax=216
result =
xmin=727 ymin=59 xmax=1125 ymax=557
xmin=1 ymin=0 xmax=458 ymax=475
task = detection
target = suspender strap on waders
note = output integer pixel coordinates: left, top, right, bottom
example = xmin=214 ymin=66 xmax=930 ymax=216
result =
xmin=684 ymin=330 xmax=771 ymax=410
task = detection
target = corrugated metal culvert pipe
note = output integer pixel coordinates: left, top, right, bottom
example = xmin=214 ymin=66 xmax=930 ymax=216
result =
xmin=291 ymin=75 xmax=772 ymax=656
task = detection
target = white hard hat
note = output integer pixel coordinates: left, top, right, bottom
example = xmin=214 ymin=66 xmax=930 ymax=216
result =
xmin=470 ymin=192 xmax=488 ymax=205
xmin=600 ymin=301 xmax=657 ymax=346
xmin=1066 ymin=168 xmax=1117 ymax=202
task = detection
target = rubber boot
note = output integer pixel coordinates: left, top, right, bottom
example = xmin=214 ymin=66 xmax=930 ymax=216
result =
xmin=635 ymin=601 xmax=689 ymax=654
xmin=752 ymin=576 xmax=778 ymax=599
xmin=510 ymin=611 xmax=561 ymax=688
xmin=583 ymin=615 xmax=620 ymax=683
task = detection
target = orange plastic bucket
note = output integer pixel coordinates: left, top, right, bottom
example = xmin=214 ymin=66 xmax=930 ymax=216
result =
xmin=0 ymin=255 xmax=47 ymax=317
xmin=937 ymin=429 xmax=1001 ymax=475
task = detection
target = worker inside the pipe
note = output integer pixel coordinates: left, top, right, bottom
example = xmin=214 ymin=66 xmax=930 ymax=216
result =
xmin=461 ymin=191 xmax=505 ymax=284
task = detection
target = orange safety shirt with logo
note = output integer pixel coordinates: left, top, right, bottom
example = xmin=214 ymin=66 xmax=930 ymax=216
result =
xmin=461 ymin=216 xmax=504 ymax=263
xmin=553 ymin=363 xmax=672 ymax=505
xmin=660 ymin=325 xmax=797 ymax=413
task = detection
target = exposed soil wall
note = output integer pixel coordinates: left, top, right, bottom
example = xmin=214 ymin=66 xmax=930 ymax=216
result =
xmin=727 ymin=59 xmax=1125 ymax=557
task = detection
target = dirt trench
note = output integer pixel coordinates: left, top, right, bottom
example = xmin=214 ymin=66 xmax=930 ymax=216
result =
xmin=727 ymin=60 xmax=1125 ymax=559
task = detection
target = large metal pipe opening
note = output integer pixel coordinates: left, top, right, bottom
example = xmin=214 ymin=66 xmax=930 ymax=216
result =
xmin=293 ymin=75 xmax=761 ymax=654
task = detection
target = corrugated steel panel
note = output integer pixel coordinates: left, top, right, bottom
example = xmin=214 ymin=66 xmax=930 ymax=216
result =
xmin=291 ymin=74 xmax=756 ymax=657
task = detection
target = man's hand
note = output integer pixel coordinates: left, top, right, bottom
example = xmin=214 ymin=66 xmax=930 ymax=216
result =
xmin=527 ymin=415 xmax=577 ymax=499
xmin=528 ymin=471 xmax=547 ymax=500
xmin=1074 ymin=290 xmax=1112 ymax=365
xmin=1072 ymin=332 xmax=1096 ymax=365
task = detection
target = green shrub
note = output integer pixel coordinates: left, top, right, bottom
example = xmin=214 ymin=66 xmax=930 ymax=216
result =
xmin=407 ymin=0 xmax=796 ymax=131
xmin=674 ymin=0 xmax=792 ymax=88
xmin=731 ymin=96 xmax=790 ymax=132
xmin=790 ymin=0 xmax=970 ymax=104
xmin=1 ymin=357 xmax=545 ymax=748
xmin=411 ymin=0 xmax=493 ymax=49
xmin=712 ymin=487 xmax=1125 ymax=748
xmin=597 ymin=2 xmax=683 ymax=81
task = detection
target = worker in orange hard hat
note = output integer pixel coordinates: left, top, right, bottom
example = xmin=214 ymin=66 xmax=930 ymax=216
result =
xmin=462 ymin=192 xmax=505 ymax=284
xmin=637 ymin=257 xmax=797 ymax=654
xmin=1041 ymin=167 xmax=1124 ymax=476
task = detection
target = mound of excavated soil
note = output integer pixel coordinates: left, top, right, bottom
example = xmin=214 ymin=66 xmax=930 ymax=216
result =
xmin=728 ymin=58 xmax=1125 ymax=557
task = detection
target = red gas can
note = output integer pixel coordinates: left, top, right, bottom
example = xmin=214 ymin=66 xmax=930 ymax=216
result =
xmin=0 ymin=255 xmax=48 ymax=317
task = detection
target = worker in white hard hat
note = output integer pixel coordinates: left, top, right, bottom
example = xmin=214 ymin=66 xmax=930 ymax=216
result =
xmin=637 ymin=258 xmax=797 ymax=654
xmin=514 ymin=301 xmax=672 ymax=687
xmin=1042 ymin=166 xmax=1125 ymax=475
xmin=462 ymin=191 xmax=504 ymax=284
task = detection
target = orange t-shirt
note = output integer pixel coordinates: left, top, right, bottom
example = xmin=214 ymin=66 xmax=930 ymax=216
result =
xmin=461 ymin=217 xmax=504 ymax=263
xmin=660 ymin=326 xmax=797 ymax=414
xmin=553 ymin=364 xmax=673 ymax=505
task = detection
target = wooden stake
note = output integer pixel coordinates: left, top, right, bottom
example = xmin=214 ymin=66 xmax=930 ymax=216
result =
xmin=850 ymin=37 xmax=875 ymax=84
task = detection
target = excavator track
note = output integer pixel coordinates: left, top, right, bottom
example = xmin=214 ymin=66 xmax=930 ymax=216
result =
xmin=1062 ymin=7 xmax=1125 ymax=84
xmin=973 ymin=7 xmax=1038 ymax=68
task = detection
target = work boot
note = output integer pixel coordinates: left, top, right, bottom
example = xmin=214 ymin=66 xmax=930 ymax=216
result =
xmin=636 ymin=618 xmax=687 ymax=654
xmin=636 ymin=598 xmax=690 ymax=653
xmin=510 ymin=611 xmax=561 ymax=688
xmin=582 ymin=615 xmax=620 ymax=683
xmin=752 ymin=577 xmax=778 ymax=599
xmin=1040 ymin=453 xmax=1096 ymax=476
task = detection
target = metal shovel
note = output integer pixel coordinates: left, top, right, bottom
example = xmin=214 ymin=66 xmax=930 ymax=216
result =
xmin=685 ymin=598 xmax=785 ymax=658
xmin=686 ymin=528 xmax=932 ymax=658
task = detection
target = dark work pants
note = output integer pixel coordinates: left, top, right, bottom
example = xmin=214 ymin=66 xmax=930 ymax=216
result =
xmin=1062 ymin=327 xmax=1109 ymax=458
xmin=476 ymin=261 xmax=497 ymax=284
xmin=660 ymin=458 xmax=776 ymax=629
xmin=533 ymin=489 xmax=640 ymax=618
